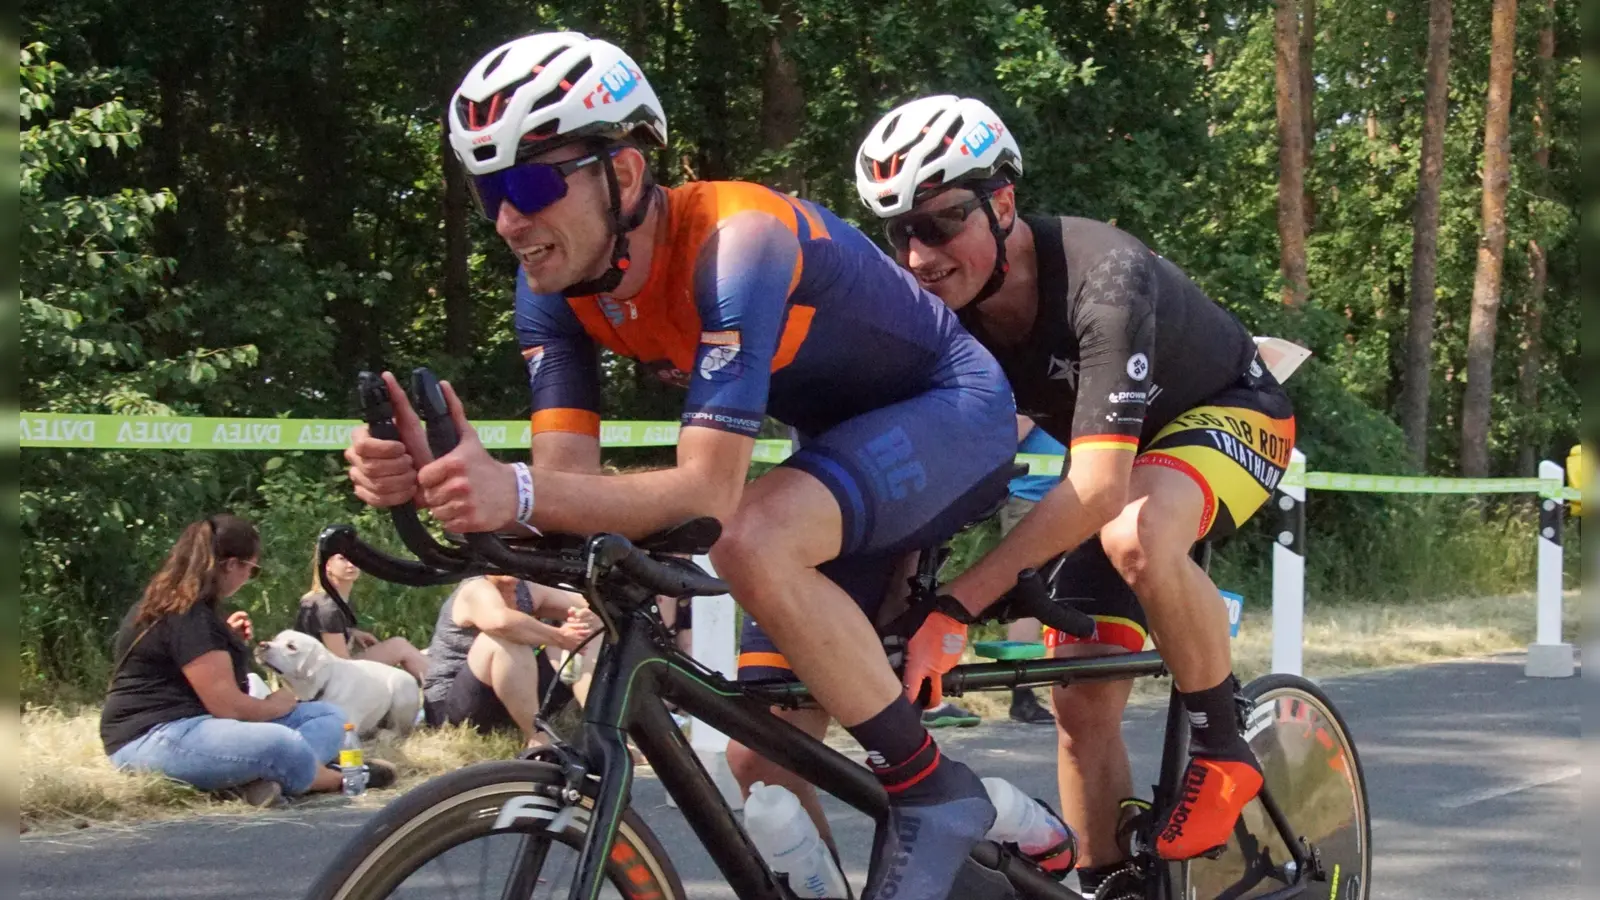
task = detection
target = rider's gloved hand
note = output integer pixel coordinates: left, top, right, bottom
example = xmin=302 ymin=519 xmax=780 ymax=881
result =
xmin=901 ymin=598 xmax=975 ymax=708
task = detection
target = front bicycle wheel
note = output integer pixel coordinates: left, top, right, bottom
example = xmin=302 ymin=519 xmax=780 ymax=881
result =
xmin=1180 ymin=673 xmax=1371 ymax=900
xmin=306 ymin=760 xmax=686 ymax=900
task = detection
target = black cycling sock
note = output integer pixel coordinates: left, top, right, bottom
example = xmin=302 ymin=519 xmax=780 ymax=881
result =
xmin=848 ymin=696 xmax=968 ymax=803
xmin=1178 ymin=676 xmax=1252 ymax=761
xmin=852 ymin=698 xmax=996 ymax=900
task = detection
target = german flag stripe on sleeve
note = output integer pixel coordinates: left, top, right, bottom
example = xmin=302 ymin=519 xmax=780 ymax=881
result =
xmin=1070 ymin=434 xmax=1140 ymax=454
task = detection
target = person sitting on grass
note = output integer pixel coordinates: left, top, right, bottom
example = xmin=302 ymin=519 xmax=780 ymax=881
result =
xmin=421 ymin=575 xmax=601 ymax=749
xmin=101 ymin=514 xmax=396 ymax=808
xmin=297 ymin=548 xmax=429 ymax=684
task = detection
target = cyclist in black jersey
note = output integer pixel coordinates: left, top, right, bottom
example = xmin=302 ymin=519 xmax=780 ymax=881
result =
xmin=857 ymin=96 xmax=1298 ymax=885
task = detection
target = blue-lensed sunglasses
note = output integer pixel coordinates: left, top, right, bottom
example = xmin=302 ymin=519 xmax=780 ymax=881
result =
xmin=468 ymin=149 xmax=613 ymax=221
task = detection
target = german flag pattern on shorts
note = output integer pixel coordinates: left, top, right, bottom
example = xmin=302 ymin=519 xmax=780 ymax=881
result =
xmin=1132 ymin=390 xmax=1296 ymax=540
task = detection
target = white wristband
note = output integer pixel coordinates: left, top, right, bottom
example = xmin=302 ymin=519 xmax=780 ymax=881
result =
xmin=512 ymin=462 xmax=536 ymax=525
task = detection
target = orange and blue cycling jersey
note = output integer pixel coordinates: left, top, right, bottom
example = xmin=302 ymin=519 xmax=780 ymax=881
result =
xmin=517 ymin=182 xmax=1018 ymax=685
xmin=517 ymin=181 xmax=1000 ymax=443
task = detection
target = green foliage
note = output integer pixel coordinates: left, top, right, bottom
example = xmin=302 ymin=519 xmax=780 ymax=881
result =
xmin=17 ymin=1 xmax=1583 ymax=693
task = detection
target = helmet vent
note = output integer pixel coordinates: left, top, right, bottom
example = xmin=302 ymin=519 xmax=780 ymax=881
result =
xmin=472 ymin=145 xmax=496 ymax=162
xmin=529 ymin=56 xmax=593 ymax=114
xmin=483 ymin=47 xmax=513 ymax=76
xmin=878 ymin=114 xmax=901 ymax=141
xmin=939 ymin=117 xmax=964 ymax=147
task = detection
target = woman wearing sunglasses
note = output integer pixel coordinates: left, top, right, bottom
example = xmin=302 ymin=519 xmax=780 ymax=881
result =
xmin=101 ymin=514 xmax=392 ymax=807
xmin=347 ymin=32 xmax=1027 ymax=900
xmin=856 ymin=96 xmax=1298 ymax=890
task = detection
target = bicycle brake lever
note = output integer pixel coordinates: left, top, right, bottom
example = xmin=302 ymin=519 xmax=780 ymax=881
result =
xmin=357 ymin=370 xmax=401 ymax=441
xmin=411 ymin=367 xmax=461 ymax=459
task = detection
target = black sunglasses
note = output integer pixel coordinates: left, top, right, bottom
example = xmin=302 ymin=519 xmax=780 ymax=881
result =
xmin=883 ymin=194 xmax=990 ymax=253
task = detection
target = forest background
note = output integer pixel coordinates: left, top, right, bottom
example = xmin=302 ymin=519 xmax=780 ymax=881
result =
xmin=19 ymin=0 xmax=1583 ymax=697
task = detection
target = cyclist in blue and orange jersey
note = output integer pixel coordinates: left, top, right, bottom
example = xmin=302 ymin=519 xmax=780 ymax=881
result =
xmin=345 ymin=33 xmax=1017 ymax=900
xmin=856 ymin=95 xmax=1298 ymax=890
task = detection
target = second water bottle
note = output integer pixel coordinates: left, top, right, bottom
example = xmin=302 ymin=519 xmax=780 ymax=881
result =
xmin=743 ymin=782 xmax=850 ymax=898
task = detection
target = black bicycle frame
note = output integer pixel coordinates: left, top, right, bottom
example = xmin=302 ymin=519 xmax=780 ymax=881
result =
xmin=559 ymin=607 xmax=1185 ymax=900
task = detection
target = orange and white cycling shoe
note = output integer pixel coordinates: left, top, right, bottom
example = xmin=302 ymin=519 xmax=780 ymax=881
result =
xmin=1154 ymin=755 xmax=1264 ymax=860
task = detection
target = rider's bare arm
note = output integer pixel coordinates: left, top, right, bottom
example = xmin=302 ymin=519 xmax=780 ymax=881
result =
xmin=526 ymin=426 xmax=754 ymax=538
xmin=945 ymin=447 xmax=1132 ymax=616
xmin=531 ymin=432 xmax=602 ymax=475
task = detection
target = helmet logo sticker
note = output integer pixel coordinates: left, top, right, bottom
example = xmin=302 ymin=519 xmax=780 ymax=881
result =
xmin=586 ymin=61 xmax=640 ymax=109
xmin=959 ymin=121 xmax=1003 ymax=157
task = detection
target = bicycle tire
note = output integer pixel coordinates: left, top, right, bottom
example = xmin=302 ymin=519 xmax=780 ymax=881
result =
xmin=305 ymin=760 xmax=686 ymax=900
xmin=1179 ymin=673 xmax=1372 ymax=900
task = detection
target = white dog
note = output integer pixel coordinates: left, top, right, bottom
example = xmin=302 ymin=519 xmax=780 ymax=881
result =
xmin=256 ymin=630 xmax=420 ymax=738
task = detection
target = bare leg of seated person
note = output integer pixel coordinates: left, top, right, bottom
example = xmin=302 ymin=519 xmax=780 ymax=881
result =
xmin=465 ymin=632 xmax=544 ymax=747
xmin=361 ymin=637 xmax=429 ymax=685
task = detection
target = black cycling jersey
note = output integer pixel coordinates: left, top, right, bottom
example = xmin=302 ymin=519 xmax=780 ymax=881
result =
xmin=966 ymin=216 xmax=1259 ymax=451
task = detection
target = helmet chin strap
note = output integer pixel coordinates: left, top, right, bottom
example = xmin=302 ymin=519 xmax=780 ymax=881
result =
xmin=562 ymin=154 xmax=656 ymax=298
xmin=959 ymin=197 xmax=1013 ymax=317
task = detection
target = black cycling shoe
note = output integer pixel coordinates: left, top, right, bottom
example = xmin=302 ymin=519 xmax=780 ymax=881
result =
xmin=862 ymin=758 xmax=996 ymax=900
xmin=1010 ymin=689 xmax=1056 ymax=725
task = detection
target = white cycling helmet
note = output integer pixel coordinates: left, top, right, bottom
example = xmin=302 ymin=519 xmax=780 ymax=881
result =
xmin=448 ymin=32 xmax=668 ymax=176
xmin=856 ymin=95 xmax=1022 ymax=218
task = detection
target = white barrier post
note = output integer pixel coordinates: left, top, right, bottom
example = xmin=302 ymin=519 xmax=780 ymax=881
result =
xmin=665 ymin=554 xmax=744 ymax=810
xmin=1525 ymin=461 xmax=1575 ymax=678
xmin=1271 ymin=448 xmax=1307 ymax=676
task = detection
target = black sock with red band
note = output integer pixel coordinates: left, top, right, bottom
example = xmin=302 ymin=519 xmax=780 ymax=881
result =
xmin=848 ymin=696 xmax=970 ymax=802
xmin=850 ymin=696 xmax=997 ymax=900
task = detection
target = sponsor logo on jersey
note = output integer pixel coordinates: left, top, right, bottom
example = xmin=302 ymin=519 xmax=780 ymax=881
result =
xmin=1249 ymin=358 xmax=1264 ymax=378
xmin=522 ymin=346 xmax=546 ymax=381
xmin=1108 ymin=390 xmax=1148 ymax=404
xmin=1126 ymin=352 xmax=1150 ymax=381
xmin=698 ymin=330 xmax=744 ymax=382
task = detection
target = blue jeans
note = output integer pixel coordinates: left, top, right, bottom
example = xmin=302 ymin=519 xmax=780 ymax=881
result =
xmin=109 ymin=702 xmax=348 ymax=795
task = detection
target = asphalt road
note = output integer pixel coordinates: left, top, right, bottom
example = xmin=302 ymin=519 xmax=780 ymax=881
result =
xmin=19 ymin=653 xmax=1580 ymax=900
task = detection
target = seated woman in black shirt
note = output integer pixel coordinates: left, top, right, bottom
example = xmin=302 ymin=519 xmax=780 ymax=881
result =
xmin=296 ymin=550 xmax=428 ymax=684
xmin=101 ymin=514 xmax=393 ymax=807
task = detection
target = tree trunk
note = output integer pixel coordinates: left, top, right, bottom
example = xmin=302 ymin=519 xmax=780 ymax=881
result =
xmin=1460 ymin=0 xmax=1518 ymax=478
xmin=1299 ymin=0 xmax=1316 ymax=232
xmin=693 ymin=0 xmax=733 ymax=180
xmin=1399 ymin=0 xmax=1453 ymax=468
xmin=441 ymin=125 xmax=473 ymax=358
xmin=1515 ymin=0 xmax=1555 ymax=476
xmin=759 ymin=0 xmax=806 ymax=194
xmin=1274 ymin=0 xmax=1310 ymax=307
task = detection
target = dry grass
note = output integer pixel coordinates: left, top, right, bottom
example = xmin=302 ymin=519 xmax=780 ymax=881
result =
xmin=22 ymin=591 xmax=1578 ymax=832
xmin=18 ymin=709 xmax=525 ymax=834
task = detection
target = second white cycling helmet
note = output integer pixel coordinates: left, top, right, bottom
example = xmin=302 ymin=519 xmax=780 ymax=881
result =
xmin=448 ymin=32 xmax=667 ymax=176
xmin=856 ymin=95 xmax=1022 ymax=218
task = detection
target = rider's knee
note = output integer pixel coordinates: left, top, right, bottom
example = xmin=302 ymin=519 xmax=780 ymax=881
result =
xmin=1051 ymin=682 xmax=1129 ymax=756
xmin=709 ymin=507 xmax=788 ymax=584
xmin=1099 ymin=512 xmax=1155 ymax=590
